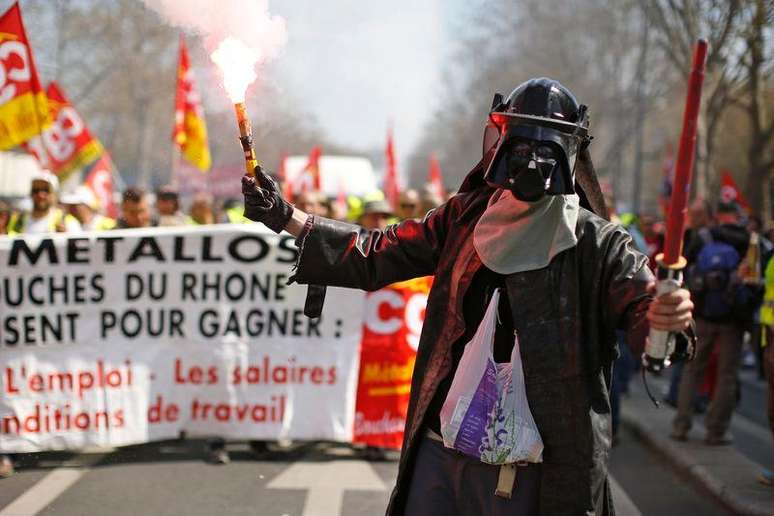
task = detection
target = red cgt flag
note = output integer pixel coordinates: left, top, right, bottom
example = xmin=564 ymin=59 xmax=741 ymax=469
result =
xmin=427 ymin=153 xmax=445 ymax=200
xmin=173 ymin=35 xmax=211 ymax=172
xmin=384 ymin=128 xmax=399 ymax=209
xmin=277 ymin=151 xmax=293 ymax=200
xmin=0 ymin=2 xmax=50 ymax=149
xmin=24 ymin=82 xmax=104 ymax=181
xmin=84 ymin=153 xmax=118 ymax=219
xmin=294 ymin=146 xmax=322 ymax=194
xmin=719 ymin=170 xmax=751 ymax=213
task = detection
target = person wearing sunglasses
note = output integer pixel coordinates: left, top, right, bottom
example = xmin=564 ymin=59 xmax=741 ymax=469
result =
xmin=8 ymin=171 xmax=80 ymax=235
xmin=242 ymin=78 xmax=695 ymax=516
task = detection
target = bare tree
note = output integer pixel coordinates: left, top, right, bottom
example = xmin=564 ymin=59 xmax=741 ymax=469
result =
xmin=15 ymin=0 xmax=344 ymax=189
xmin=734 ymin=0 xmax=773 ymax=218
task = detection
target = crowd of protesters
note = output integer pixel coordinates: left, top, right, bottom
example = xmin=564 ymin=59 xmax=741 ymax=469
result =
xmin=0 ymin=171 xmax=449 ymax=238
xmin=2 ymin=170 xmax=774 ymax=489
xmin=608 ymin=195 xmax=774 ymax=487
xmin=0 ymin=170 xmax=448 ymax=474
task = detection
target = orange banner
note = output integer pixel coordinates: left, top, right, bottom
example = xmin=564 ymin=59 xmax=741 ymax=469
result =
xmin=25 ymin=82 xmax=103 ymax=180
xmin=173 ymin=36 xmax=211 ymax=172
xmin=353 ymin=277 xmax=432 ymax=449
xmin=0 ymin=2 xmax=50 ymax=150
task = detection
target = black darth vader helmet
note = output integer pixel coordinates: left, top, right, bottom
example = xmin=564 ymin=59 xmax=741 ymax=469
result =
xmin=482 ymin=78 xmax=591 ymax=201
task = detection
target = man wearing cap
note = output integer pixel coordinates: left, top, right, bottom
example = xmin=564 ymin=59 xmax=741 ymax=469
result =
xmin=359 ymin=198 xmax=394 ymax=231
xmin=61 ymin=186 xmax=116 ymax=231
xmin=242 ymin=78 xmax=694 ymax=515
xmin=8 ymin=172 xmax=81 ymax=234
xmin=396 ymin=189 xmax=420 ymax=220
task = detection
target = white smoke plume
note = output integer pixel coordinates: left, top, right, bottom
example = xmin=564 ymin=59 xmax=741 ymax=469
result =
xmin=141 ymin=0 xmax=287 ymax=102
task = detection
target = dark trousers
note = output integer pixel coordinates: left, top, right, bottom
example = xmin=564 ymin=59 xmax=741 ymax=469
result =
xmin=673 ymin=318 xmax=743 ymax=437
xmin=404 ymin=435 xmax=541 ymax=516
xmin=610 ymin=337 xmax=635 ymax=437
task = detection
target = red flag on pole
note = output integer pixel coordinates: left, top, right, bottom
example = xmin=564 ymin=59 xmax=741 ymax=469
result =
xmin=84 ymin=153 xmax=118 ymax=219
xmin=24 ymin=82 xmax=104 ymax=181
xmin=427 ymin=153 xmax=445 ymax=200
xmin=384 ymin=127 xmax=399 ymax=209
xmin=720 ymin=170 xmax=751 ymax=213
xmin=172 ymin=35 xmax=211 ymax=172
xmin=295 ymin=145 xmax=322 ymax=194
xmin=308 ymin=146 xmax=322 ymax=190
xmin=0 ymin=2 xmax=51 ymax=149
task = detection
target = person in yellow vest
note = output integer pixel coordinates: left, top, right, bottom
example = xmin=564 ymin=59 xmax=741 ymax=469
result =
xmin=60 ymin=186 xmax=116 ymax=231
xmin=7 ymin=171 xmax=81 ymax=235
xmin=222 ymin=198 xmax=249 ymax=224
xmin=0 ymin=201 xmax=10 ymax=235
xmin=760 ymin=253 xmax=774 ymax=486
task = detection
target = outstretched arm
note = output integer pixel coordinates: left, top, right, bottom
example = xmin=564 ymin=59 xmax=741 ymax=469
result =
xmin=242 ymin=170 xmax=453 ymax=292
xmin=284 ymin=206 xmax=309 ymax=238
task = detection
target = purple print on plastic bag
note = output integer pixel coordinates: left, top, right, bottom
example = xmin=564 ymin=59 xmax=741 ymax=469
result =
xmin=452 ymin=359 xmax=498 ymax=456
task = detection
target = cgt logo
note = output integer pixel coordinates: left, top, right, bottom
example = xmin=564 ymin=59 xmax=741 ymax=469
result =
xmin=364 ymin=289 xmax=428 ymax=352
xmin=42 ymin=106 xmax=84 ymax=162
xmin=26 ymin=106 xmax=85 ymax=167
xmin=0 ymin=40 xmax=30 ymax=104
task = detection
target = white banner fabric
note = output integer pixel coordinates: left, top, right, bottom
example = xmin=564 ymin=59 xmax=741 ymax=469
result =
xmin=0 ymin=225 xmax=364 ymax=452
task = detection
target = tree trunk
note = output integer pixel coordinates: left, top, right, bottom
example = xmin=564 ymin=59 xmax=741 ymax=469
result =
xmin=742 ymin=0 xmax=771 ymax=218
xmin=631 ymin=18 xmax=650 ymax=214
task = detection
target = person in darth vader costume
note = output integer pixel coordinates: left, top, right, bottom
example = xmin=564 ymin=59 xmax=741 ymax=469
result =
xmin=242 ymin=78 xmax=695 ymax=516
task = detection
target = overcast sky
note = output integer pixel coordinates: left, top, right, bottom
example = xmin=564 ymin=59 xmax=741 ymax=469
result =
xmin=270 ymin=0 xmax=464 ymax=159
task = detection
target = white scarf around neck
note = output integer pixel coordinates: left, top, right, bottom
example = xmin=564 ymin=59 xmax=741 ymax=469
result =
xmin=473 ymin=190 xmax=580 ymax=274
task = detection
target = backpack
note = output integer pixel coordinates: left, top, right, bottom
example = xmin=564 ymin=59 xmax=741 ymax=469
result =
xmin=688 ymin=228 xmax=741 ymax=319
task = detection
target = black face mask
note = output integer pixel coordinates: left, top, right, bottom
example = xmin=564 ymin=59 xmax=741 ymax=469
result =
xmin=504 ymin=141 xmax=560 ymax=202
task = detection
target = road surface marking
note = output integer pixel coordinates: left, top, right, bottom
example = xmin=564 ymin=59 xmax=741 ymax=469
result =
xmin=267 ymin=460 xmax=388 ymax=516
xmin=0 ymin=467 xmax=88 ymax=516
xmin=609 ymin=475 xmax=643 ymax=516
xmin=0 ymin=453 xmax=103 ymax=516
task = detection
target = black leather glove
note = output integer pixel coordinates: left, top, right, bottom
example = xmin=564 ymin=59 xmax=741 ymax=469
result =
xmin=241 ymin=167 xmax=293 ymax=233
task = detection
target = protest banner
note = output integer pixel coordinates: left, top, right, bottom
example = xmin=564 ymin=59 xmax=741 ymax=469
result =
xmin=0 ymin=225 xmax=364 ymax=452
xmin=353 ymin=277 xmax=430 ymax=449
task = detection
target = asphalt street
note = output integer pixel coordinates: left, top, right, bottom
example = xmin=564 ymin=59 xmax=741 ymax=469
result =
xmin=1 ymin=426 xmax=740 ymax=516
xmin=1 ymin=367 xmax=767 ymax=516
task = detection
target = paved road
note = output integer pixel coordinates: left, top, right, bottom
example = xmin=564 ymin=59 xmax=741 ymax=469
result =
xmin=1 ymin=428 xmax=737 ymax=516
xmin=4 ymin=367 xmax=767 ymax=516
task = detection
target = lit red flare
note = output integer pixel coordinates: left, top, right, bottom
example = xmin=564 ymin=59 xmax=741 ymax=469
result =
xmin=234 ymin=102 xmax=258 ymax=177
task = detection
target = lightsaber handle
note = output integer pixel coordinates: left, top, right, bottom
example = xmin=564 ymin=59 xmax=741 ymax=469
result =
xmin=643 ymin=254 xmax=686 ymax=372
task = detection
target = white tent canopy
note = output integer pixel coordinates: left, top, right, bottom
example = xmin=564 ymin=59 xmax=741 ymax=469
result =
xmin=283 ymin=155 xmax=379 ymax=197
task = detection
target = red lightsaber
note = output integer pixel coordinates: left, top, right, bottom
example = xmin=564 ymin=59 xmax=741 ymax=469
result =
xmin=643 ymin=39 xmax=708 ymax=373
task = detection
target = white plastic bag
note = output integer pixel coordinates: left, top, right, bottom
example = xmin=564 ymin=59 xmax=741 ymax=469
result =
xmin=439 ymin=289 xmax=544 ymax=465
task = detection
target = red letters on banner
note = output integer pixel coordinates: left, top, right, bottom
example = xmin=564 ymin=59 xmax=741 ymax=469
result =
xmin=353 ymin=277 xmax=431 ymax=449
